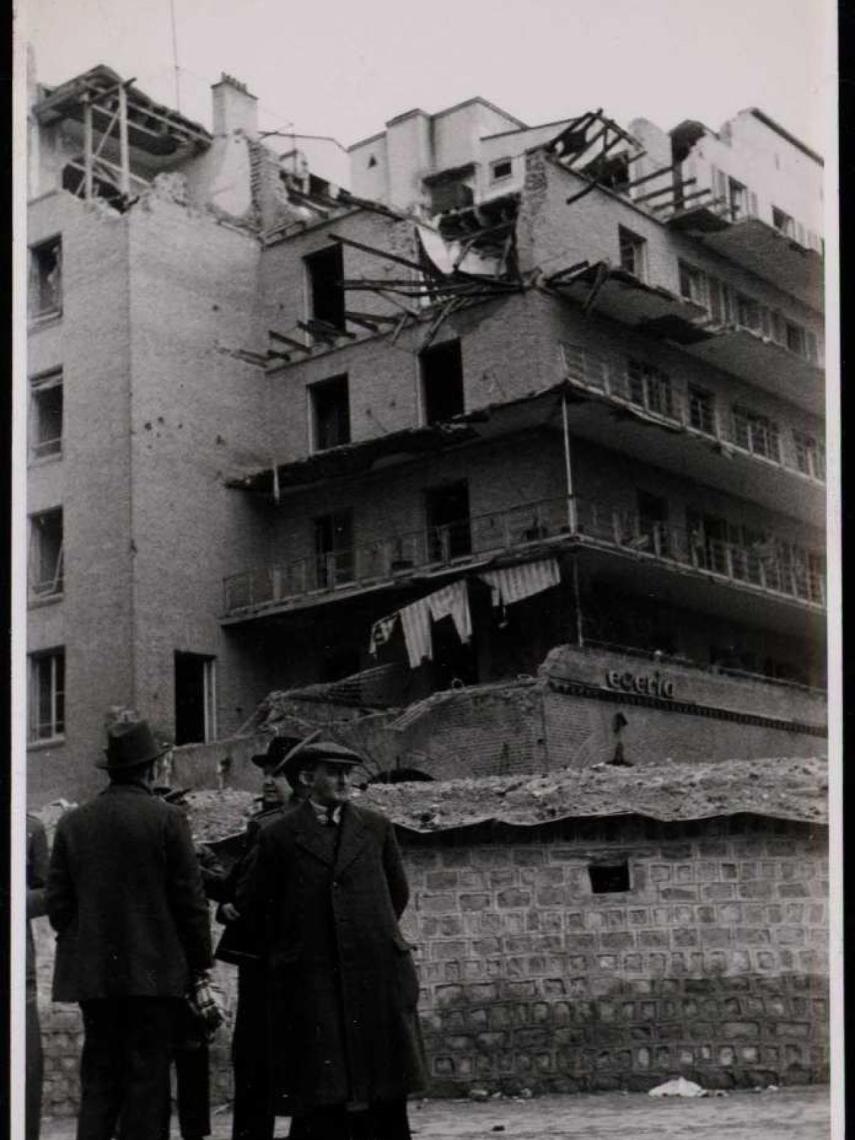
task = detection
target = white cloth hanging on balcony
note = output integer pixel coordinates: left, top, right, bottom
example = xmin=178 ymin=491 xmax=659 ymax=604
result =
xmin=369 ymin=579 xmax=473 ymax=669
xmin=426 ymin=580 xmax=472 ymax=644
xmin=398 ymin=597 xmax=433 ymax=668
xmin=368 ymin=612 xmax=399 ymax=656
xmin=478 ymin=558 xmax=561 ymax=608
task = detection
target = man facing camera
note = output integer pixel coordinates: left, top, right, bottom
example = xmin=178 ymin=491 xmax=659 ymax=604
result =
xmin=240 ymin=739 xmax=427 ymax=1140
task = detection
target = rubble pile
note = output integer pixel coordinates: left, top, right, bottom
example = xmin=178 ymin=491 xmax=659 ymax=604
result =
xmin=164 ymin=755 xmax=826 ymax=845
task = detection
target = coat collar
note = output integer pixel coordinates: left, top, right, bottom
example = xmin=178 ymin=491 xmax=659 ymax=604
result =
xmin=292 ymin=799 xmax=370 ymax=874
xmin=99 ymin=782 xmax=153 ymax=797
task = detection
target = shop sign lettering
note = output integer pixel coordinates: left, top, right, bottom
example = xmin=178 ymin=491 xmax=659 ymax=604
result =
xmin=605 ymin=670 xmax=675 ymax=699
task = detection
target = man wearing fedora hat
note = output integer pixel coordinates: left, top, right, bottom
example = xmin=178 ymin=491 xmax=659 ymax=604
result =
xmin=213 ymin=733 xmax=308 ymax=1140
xmin=46 ymin=719 xmax=212 ymax=1140
xmin=240 ymin=738 xmax=427 ymax=1140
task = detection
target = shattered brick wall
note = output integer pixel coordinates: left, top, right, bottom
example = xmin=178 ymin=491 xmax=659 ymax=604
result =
xmin=398 ymin=813 xmax=829 ymax=1095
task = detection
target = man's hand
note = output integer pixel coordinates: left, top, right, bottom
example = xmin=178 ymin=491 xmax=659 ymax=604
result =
xmin=220 ymin=902 xmax=240 ymax=923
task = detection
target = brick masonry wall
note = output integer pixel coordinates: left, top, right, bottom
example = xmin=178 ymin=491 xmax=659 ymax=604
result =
xmin=398 ymin=814 xmax=829 ymax=1095
xmin=33 ymin=812 xmax=828 ymax=1116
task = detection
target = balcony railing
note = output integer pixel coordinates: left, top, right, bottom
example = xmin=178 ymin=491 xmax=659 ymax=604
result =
xmin=560 ymin=342 xmax=824 ymax=482
xmin=223 ymin=493 xmax=825 ymax=616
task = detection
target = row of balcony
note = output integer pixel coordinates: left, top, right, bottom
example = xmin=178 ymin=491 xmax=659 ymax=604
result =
xmin=222 ymin=493 xmax=825 ymax=617
xmin=560 ymin=343 xmax=825 ymax=480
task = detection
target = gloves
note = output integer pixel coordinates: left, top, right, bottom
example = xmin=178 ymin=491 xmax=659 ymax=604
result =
xmin=186 ymin=971 xmax=227 ymax=1039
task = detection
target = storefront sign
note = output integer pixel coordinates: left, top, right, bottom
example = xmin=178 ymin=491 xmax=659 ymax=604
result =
xmin=605 ymin=670 xmax=675 ymax=699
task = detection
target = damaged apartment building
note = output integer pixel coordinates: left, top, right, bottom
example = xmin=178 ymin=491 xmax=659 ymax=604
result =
xmin=25 ymin=63 xmax=827 ymax=801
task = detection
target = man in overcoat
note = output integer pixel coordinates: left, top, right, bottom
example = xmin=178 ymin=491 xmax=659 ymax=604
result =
xmin=241 ymin=739 xmax=427 ymax=1140
xmin=46 ymin=719 xmax=212 ymax=1140
xmin=213 ymin=734 xmax=305 ymax=1140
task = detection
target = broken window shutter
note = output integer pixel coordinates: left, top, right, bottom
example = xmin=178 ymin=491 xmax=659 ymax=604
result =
xmin=760 ymin=305 xmax=771 ymax=338
xmin=796 ymin=221 xmax=806 ymax=247
xmin=748 ymin=190 xmax=758 ymax=218
xmin=711 ymin=166 xmax=728 ymax=205
xmin=804 ymin=330 xmax=818 ymax=363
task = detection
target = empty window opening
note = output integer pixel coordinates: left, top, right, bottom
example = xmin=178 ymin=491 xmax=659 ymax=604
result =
xmin=728 ymin=177 xmax=748 ymax=221
xmin=793 ymin=431 xmax=825 ymax=479
xmin=686 ymin=509 xmax=728 ymax=574
xmin=30 ymin=370 xmax=63 ymax=460
xmin=491 ymin=158 xmax=513 ymax=181
xmin=305 ymin=244 xmax=346 ymax=333
xmin=421 ymin=340 xmax=464 ymax=424
xmin=311 ymin=375 xmax=351 ymax=451
xmin=618 ymin=226 xmax=647 ymax=280
xmin=732 ymin=406 xmax=780 ymax=462
xmin=589 ymin=862 xmax=630 ymax=893
xmin=627 ymin=360 xmax=673 ymax=418
xmin=174 ymin=652 xmax=217 ymax=745
xmin=772 ymin=206 xmax=795 ymax=238
xmin=29 ymin=508 xmax=64 ymax=599
xmin=29 ymin=237 xmax=62 ymax=320
xmin=688 ymin=385 xmax=715 ymax=435
xmin=636 ymin=490 xmax=671 ymax=556
xmin=61 ymin=162 xmax=125 ymax=208
xmin=29 ymin=648 xmax=65 ymax=742
xmin=426 ymin=481 xmax=471 ymax=562
xmin=315 ymin=511 xmax=354 ymax=588
xmin=678 ymin=260 xmax=707 ymax=307
xmin=367 ymin=154 xmax=378 ymax=169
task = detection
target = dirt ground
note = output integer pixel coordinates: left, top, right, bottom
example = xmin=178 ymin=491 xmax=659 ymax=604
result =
xmin=40 ymin=1086 xmax=833 ymax=1140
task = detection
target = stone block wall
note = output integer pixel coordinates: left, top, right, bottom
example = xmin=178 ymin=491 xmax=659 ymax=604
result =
xmin=398 ymin=812 xmax=829 ymax=1095
xmin=33 ymin=811 xmax=828 ymax=1116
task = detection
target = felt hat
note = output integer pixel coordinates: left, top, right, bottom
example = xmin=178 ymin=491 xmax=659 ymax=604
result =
xmin=250 ymin=734 xmax=304 ymax=772
xmin=272 ymin=731 xmax=364 ymax=787
xmin=97 ymin=719 xmax=169 ymax=770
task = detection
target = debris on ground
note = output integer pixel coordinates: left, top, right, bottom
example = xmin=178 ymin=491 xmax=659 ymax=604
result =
xmin=648 ymin=1077 xmax=707 ymax=1098
xmin=35 ymin=757 xmax=827 ymax=845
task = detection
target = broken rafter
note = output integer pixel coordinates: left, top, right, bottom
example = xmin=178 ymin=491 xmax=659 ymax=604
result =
xmin=328 ymin=232 xmax=428 ymax=276
xmin=419 ymin=295 xmax=466 ymax=352
xmin=343 ymin=309 xmax=402 ymax=326
xmin=633 ymin=176 xmax=697 ymax=205
xmin=624 ymin=163 xmax=678 ymax=191
xmin=269 ymin=329 xmax=312 ymax=353
xmin=298 ymin=318 xmax=357 ymax=341
xmin=653 ymin=186 xmax=717 ymax=214
xmin=546 ymin=260 xmax=591 ymax=286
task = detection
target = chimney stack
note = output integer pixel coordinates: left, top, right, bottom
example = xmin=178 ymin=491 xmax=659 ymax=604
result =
xmin=211 ymin=73 xmax=258 ymax=139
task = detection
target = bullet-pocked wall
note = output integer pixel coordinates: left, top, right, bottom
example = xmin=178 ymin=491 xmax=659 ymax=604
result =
xmin=28 ymin=192 xmax=136 ymax=802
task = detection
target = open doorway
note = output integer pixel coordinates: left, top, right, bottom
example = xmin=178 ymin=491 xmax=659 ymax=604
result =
xmin=174 ymin=652 xmax=217 ymax=745
xmin=425 ymin=481 xmax=471 ymax=562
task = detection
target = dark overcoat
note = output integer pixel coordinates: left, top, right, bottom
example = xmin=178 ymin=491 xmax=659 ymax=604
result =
xmin=46 ymin=783 xmax=212 ymax=1002
xmin=242 ymin=799 xmax=427 ymax=1111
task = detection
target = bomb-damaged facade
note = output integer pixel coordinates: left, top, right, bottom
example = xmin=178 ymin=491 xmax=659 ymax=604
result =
xmin=26 ymin=65 xmax=826 ymax=802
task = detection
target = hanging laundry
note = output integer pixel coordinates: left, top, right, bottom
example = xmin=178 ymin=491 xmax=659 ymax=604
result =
xmin=479 ymin=558 xmax=561 ymax=608
xmin=426 ymin=580 xmax=472 ymax=644
xmin=368 ymin=612 xmax=399 ymax=657
xmin=399 ymin=597 xmax=433 ymax=669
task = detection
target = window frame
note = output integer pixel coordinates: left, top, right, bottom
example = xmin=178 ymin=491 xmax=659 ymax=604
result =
xmin=28 ymin=235 xmax=63 ymax=322
xmin=29 ymin=507 xmax=64 ymax=601
xmin=28 ymin=648 xmax=65 ymax=743
xmin=618 ymin=225 xmax=647 ymax=281
xmin=309 ymin=374 xmax=351 ymax=452
xmin=688 ymin=384 xmax=716 ymax=436
xmin=29 ymin=369 xmax=64 ymax=462
xmin=490 ymin=157 xmax=513 ymax=182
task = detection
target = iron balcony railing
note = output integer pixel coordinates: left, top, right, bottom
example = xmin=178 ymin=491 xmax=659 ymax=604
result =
xmin=560 ymin=342 xmax=825 ymax=482
xmin=223 ymin=493 xmax=825 ymax=616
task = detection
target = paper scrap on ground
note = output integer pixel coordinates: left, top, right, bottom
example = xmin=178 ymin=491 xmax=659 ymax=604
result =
xmin=648 ymin=1076 xmax=707 ymax=1098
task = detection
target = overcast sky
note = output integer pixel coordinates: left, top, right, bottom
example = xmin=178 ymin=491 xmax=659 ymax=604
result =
xmin=22 ymin=0 xmax=833 ymax=155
